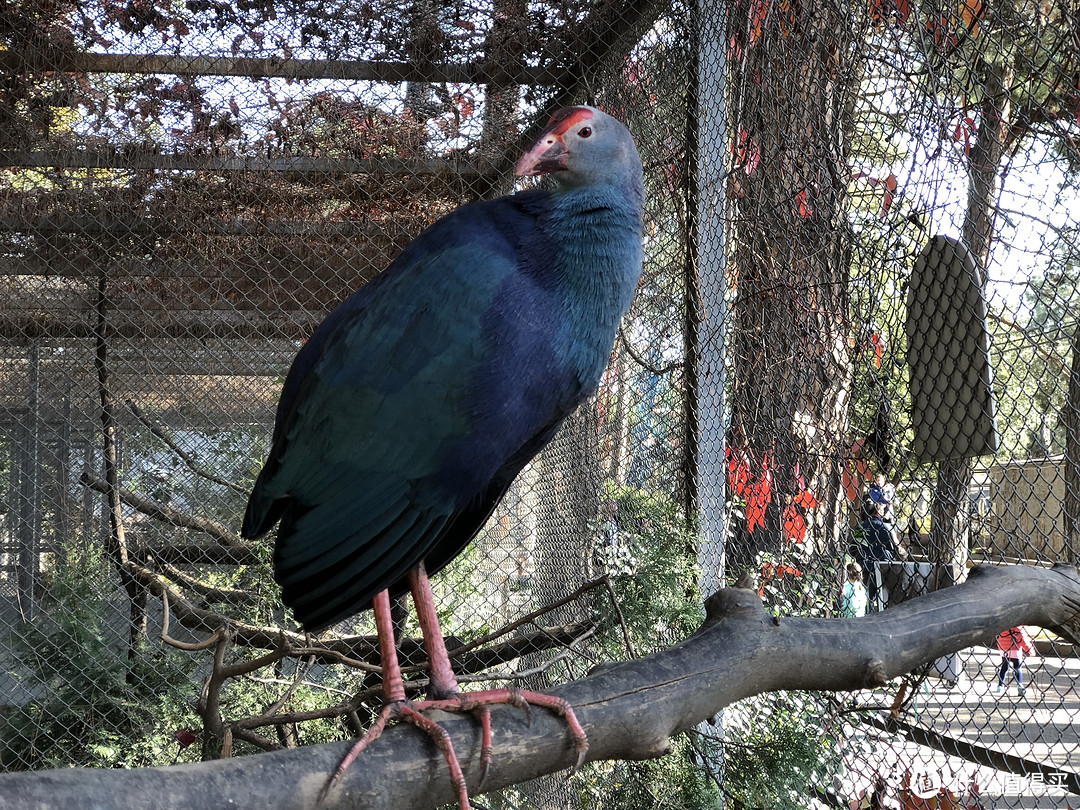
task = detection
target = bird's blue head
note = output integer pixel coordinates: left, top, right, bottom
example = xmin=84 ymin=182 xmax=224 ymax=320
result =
xmin=515 ymin=106 xmax=644 ymax=204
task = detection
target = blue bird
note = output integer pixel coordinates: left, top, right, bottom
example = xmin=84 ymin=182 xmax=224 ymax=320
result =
xmin=242 ymin=105 xmax=644 ymax=806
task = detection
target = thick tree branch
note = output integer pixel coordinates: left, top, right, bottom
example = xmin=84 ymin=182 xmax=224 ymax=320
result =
xmin=2 ymin=564 xmax=1077 ymax=809
xmin=0 ymin=49 xmax=560 ymax=86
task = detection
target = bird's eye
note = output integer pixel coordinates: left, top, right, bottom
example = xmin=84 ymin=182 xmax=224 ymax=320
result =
xmin=577 ymin=126 xmax=592 ymax=138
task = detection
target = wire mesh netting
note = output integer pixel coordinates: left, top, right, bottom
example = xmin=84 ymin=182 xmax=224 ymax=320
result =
xmin=1 ymin=0 xmax=1079 ymax=807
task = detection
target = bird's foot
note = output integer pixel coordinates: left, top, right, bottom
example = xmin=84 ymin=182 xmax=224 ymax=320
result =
xmin=317 ymin=688 xmax=588 ymax=809
xmin=420 ymin=686 xmax=589 ymax=784
xmin=319 ymin=700 xmax=470 ymax=808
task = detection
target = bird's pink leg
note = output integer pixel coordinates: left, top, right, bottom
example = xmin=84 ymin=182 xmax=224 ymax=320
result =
xmin=407 ymin=563 xmax=589 ymax=778
xmin=321 ymin=564 xmax=589 ymax=808
xmin=320 ymin=588 xmax=470 ymax=809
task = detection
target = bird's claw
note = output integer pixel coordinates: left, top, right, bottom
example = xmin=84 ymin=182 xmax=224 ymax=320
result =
xmin=319 ymin=700 xmax=470 ymax=809
xmin=319 ymin=689 xmax=587 ymax=809
xmin=435 ymin=687 xmax=588 ymax=774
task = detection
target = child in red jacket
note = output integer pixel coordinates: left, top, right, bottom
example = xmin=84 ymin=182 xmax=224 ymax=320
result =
xmin=996 ymin=626 xmax=1035 ymax=697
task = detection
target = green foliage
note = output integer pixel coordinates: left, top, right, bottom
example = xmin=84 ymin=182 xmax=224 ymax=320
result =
xmin=0 ymin=546 xmax=200 ymax=770
xmin=575 ymin=736 xmax=722 ymax=810
xmin=596 ymin=485 xmax=704 ymax=654
xmin=723 ymin=692 xmax=841 ymax=810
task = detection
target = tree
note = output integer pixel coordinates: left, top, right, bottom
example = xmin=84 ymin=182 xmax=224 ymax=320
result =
xmin=904 ymin=0 xmax=1080 ymax=581
xmin=722 ymin=0 xmax=869 ymax=579
xmin=1 ymin=563 xmax=1077 ymax=809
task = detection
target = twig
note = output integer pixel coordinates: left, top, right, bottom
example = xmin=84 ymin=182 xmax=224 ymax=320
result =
xmin=219 ymin=642 xmax=290 ymax=680
xmin=235 ymin=690 xmax=379 ymax=732
xmin=241 ymin=673 xmax=353 ymax=699
xmin=601 ymin=574 xmax=638 ymax=659
xmin=617 ymin=324 xmax=685 ymax=376
xmin=445 ymin=576 xmax=606 ymax=659
xmin=262 ymin=655 xmax=317 ymax=717
xmin=456 ymin=623 xmax=599 ymax=685
xmin=81 ymin=470 xmax=243 ymax=548
xmin=127 ymin=400 xmax=249 ymax=495
xmin=134 ymin=557 xmax=593 ymax=676
xmin=160 ymin=588 xmax=227 ymax=651
xmin=285 ymin=645 xmax=382 ymax=673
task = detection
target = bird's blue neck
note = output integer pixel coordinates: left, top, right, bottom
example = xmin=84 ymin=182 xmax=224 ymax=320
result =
xmin=543 ymin=183 xmax=644 ymax=386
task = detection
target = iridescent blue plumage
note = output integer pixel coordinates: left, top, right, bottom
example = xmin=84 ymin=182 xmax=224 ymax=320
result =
xmin=242 ymin=106 xmax=644 ymax=631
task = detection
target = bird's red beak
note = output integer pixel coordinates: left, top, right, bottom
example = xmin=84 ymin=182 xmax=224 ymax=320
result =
xmin=515 ymin=133 xmax=567 ymax=177
xmin=515 ymin=107 xmax=595 ymax=177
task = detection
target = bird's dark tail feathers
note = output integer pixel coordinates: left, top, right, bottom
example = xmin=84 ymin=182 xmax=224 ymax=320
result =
xmin=241 ymin=472 xmax=285 ymax=540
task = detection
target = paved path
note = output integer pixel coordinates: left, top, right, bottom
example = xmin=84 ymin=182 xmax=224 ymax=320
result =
xmin=838 ymin=647 xmax=1080 ymax=808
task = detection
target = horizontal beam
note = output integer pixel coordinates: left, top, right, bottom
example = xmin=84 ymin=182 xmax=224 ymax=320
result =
xmin=0 ymin=49 xmax=559 ymax=86
xmin=0 ymin=149 xmax=494 ymax=175
xmin=0 ymin=215 xmax=414 ymax=240
xmin=0 ymin=311 xmax=320 ymax=344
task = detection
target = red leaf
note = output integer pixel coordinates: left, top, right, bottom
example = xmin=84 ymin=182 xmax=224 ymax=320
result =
xmin=960 ymin=0 xmax=982 ymax=35
xmin=782 ymin=504 xmax=807 ymax=543
xmin=749 ymin=0 xmax=769 ymax=46
xmin=841 ymin=465 xmax=857 ymax=501
xmin=726 ymin=447 xmax=752 ymax=497
xmin=879 ymin=174 xmax=898 ymax=219
xmin=747 ymin=499 xmax=765 ymax=533
xmin=453 ymin=92 xmax=476 ymax=118
xmin=732 ymin=129 xmax=760 ymax=175
xmin=870 ymin=0 xmax=910 ymax=25
xmin=794 ymin=490 xmax=818 ymax=509
xmin=727 ymin=34 xmax=743 ymax=60
xmin=796 ymin=189 xmax=813 ymax=218
xmin=174 ymin=729 xmax=198 ymax=748
xmin=954 ymin=116 xmax=974 ymax=156
xmin=871 ymin=331 xmax=885 ymax=367
xmin=747 ymin=470 xmax=772 ymax=534
xmin=927 ymin=16 xmax=958 ymax=49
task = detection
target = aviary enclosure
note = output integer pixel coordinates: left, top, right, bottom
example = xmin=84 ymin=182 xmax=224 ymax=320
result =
xmin=1 ymin=0 xmax=1078 ymax=807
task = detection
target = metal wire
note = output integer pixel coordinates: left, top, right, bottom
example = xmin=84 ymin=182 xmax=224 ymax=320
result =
xmin=1 ymin=0 xmax=1079 ymax=806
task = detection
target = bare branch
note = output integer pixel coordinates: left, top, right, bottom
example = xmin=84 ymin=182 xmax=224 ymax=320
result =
xmin=126 ymin=400 xmax=249 ymax=495
xmin=81 ymin=470 xmax=243 ymax=548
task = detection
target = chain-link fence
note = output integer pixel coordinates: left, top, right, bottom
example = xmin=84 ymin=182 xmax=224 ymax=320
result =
xmin=2 ymin=0 xmax=1078 ymax=806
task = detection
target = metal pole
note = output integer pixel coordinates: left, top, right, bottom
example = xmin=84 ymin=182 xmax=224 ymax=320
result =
xmin=17 ymin=339 xmax=42 ymax=621
xmin=692 ymin=0 xmax=729 ymax=800
xmin=693 ymin=0 xmax=729 ymax=603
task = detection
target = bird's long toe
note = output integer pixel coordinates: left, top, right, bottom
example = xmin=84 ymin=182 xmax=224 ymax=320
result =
xmin=321 ymin=700 xmax=472 ymax=809
xmin=421 ymin=688 xmax=588 ymax=773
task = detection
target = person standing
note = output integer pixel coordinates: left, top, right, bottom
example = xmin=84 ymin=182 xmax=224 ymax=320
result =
xmin=996 ymin=626 xmax=1036 ymax=697
xmin=851 ymin=498 xmax=900 ymax=610
xmin=840 ymin=562 xmax=868 ymax=617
